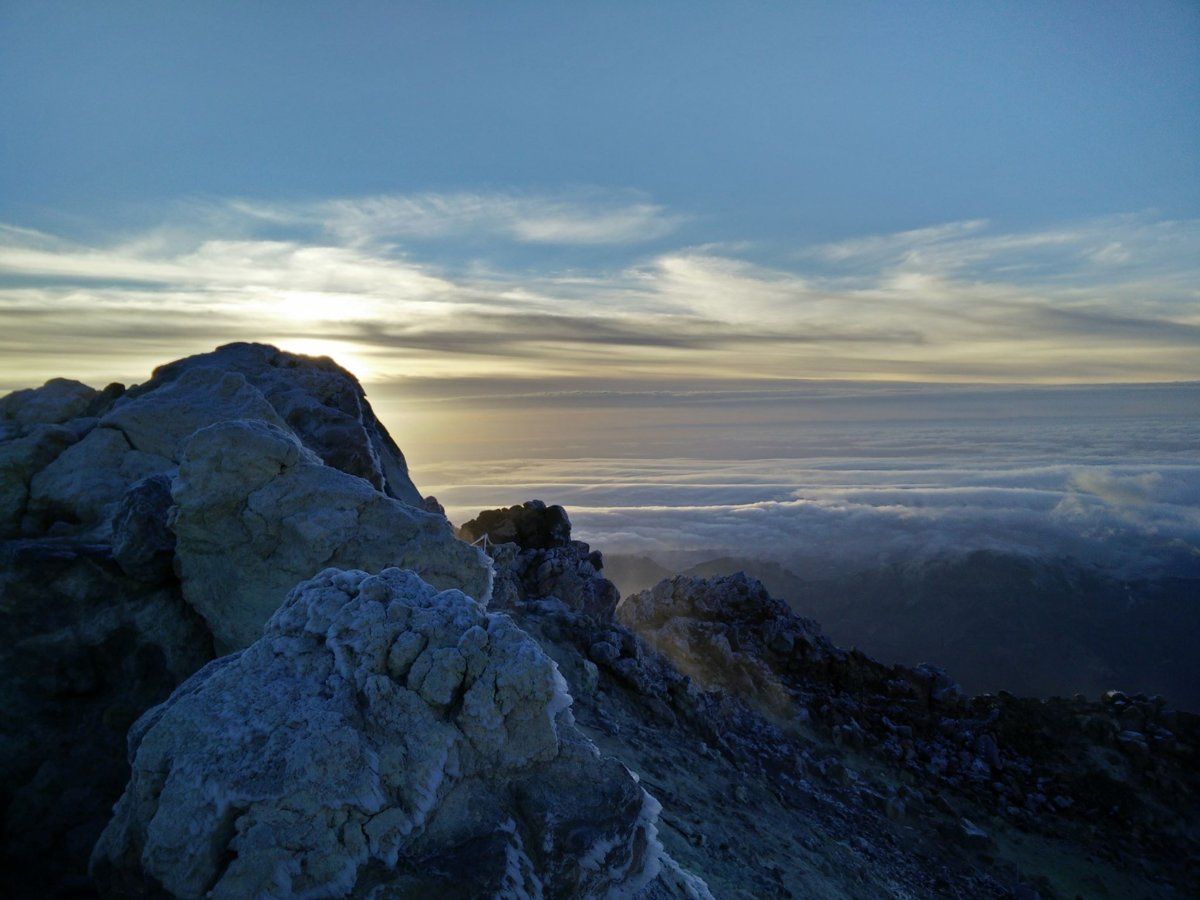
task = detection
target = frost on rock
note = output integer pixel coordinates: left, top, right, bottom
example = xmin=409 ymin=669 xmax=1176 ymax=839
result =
xmin=91 ymin=567 xmax=705 ymax=899
xmin=171 ymin=420 xmax=492 ymax=653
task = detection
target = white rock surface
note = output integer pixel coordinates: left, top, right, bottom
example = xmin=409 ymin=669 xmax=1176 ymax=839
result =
xmin=91 ymin=567 xmax=707 ymax=899
xmin=102 ymin=365 xmax=287 ymax=461
xmin=171 ymin=420 xmax=492 ymax=653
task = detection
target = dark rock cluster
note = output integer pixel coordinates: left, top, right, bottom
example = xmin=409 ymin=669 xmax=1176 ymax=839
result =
xmin=464 ymin=500 xmax=619 ymax=620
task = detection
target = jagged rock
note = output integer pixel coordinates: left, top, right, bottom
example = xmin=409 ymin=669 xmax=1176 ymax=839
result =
xmin=7 ymin=343 xmax=428 ymax=539
xmin=466 ymin=500 xmax=619 ymax=619
xmin=91 ymin=567 xmax=709 ymax=899
xmin=459 ymin=499 xmax=572 ymax=550
xmin=171 ymin=420 xmax=492 ymax=653
xmin=616 ymin=573 xmax=817 ymax=717
xmin=111 ymin=473 xmax=177 ymax=583
xmin=143 ymin=342 xmax=422 ymax=504
xmin=0 ymin=539 xmax=213 ymax=897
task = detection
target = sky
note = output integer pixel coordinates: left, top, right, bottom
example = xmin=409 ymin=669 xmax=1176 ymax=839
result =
xmin=2 ymin=2 xmax=1199 ymax=573
xmin=1 ymin=1 xmax=1198 ymax=398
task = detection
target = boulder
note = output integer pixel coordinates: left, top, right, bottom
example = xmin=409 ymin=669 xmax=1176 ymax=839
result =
xmin=6 ymin=342 xmax=429 ymax=539
xmin=0 ymin=378 xmax=101 ymax=430
xmin=26 ymin=425 xmax=172 ymax=535
xmin=171 ymin=420 xmax=492 ymax=653
xmin=91 ymin=567 xmax=709 ymax=899
xmin=0 ymin=422 xmax=86 ymax=536
xmin=101 ymin=364 xmax=287 ymax=461
xmin=465 ymin=500 xmax=620 ymax=619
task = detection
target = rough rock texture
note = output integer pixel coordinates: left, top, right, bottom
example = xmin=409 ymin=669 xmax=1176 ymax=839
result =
xmin=540 ymin=571 xmax=1199 ymax=897
xmin=0 ymin=344 xmax=471 ymax=897
xmin=9 ymin=342 xmax=426 ymax=540
xmin=0 ymin=539 xmax=213 ymax=898
xmin=92 ymin=567 xmax=709 ymax=900
xmin=111 ymin=473 xmax=177 ymax=583
xmin=171 ymin=420 xmax=492 ymax=653
xmin=143 ymin=342 xmax=423 ymax=505
xmin=616 ymin=572 xmax=820 ymax=717
xmin=459 ymin=499 xmax=572 ymax=550
xmin=467 ymin=500 xmax=619 ymax=620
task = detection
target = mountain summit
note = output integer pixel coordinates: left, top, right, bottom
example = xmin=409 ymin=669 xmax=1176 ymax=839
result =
xmin=2 ymin=345 xmax=1196 ymax=898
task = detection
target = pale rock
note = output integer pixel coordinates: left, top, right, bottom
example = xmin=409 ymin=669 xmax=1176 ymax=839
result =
xmin=141 ymin=342 xmax=422 ymax=504
xmin=616 ymin=573 xmax=801 ymax=716
xmin=101 ymin=365 xmax=287 ymax=461
xmin=91 ymin=567 xmax=708 ymax=899
xmin=171 ymin=420 xmax=492 ymax=653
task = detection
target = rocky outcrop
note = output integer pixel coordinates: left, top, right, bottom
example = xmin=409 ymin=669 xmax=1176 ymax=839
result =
xmin=460 ymin=499 xmax=572 ymax=550
xmin=8 ymin=343 xmax=428 ymax=540
xmin=142 ymin=342 xmax=423 ymax=505
xmin=616 ymin=573 xmax=823 ymax=717
xmin=171 ymin=420 xmax=491 ymax=653
xmin=466 ymin=500 xmax=619 ymax=620
xmin=92 ymin=567 xmax=709 ymax=899
xmin=0 ymin=344 xmax=479 ymax=896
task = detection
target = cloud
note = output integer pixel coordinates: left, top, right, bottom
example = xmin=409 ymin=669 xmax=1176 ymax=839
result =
xmin=423 ymin=441 xmax=1200 ymax=580
xmin=230 ymin=189 xmax=686 ymax=246
xmin=1 ymin=201 xmax=1199 ymax=392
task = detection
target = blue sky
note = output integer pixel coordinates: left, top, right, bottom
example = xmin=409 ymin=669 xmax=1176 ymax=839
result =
xmin=1 ymin=1 xmax=1198 ymax=390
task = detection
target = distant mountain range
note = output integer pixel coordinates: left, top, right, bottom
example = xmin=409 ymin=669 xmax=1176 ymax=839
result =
xmin=606 ymin=548 xmax=1200 ymax=709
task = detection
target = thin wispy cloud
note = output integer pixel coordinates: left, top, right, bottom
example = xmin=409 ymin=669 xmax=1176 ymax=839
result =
xmin=229 ymin=189 xmax=686 ymax=246
xmin=1 ymin=197 xmax=1198 ymax=391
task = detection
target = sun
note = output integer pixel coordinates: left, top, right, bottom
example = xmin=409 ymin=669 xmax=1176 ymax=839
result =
xmin=272 ymin=338 xmax=376 ymax=381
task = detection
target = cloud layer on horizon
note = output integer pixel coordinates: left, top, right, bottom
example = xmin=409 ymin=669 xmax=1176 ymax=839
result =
xmin=420 ymin=414 xmax=1200 ymax=580
xmin=1 ymin=192 xmax=1199 ymax=392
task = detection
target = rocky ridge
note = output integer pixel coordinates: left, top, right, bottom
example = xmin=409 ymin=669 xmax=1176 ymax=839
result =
xmin=0 ymin=345 xmax=490 ymax=895
xmin=1 ymin=344 xmax=1196 ymax=899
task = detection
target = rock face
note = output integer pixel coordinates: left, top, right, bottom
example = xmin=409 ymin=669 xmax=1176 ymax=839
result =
xmin=92 ymin=567 xmax=708 ymax=900
xmin=466 ymin=500 xmax=619 ymax=620
xmin=171 ymin=420 xmax=492 ymax=653
xmin=144 ymin=342 xmax=423 ymax=505
xmin=111 ymin=473 xmax=176 ymax=583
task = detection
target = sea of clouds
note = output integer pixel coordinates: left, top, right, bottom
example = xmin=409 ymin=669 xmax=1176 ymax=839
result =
xmin=415 ymin=383 xmax=1200 ymax=579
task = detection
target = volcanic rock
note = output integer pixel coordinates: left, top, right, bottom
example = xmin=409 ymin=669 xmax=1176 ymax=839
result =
xmin=171 ymin=420 xmax=492 ymax=653
xmin=91 ymin=567 xmax=709 ymax=899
